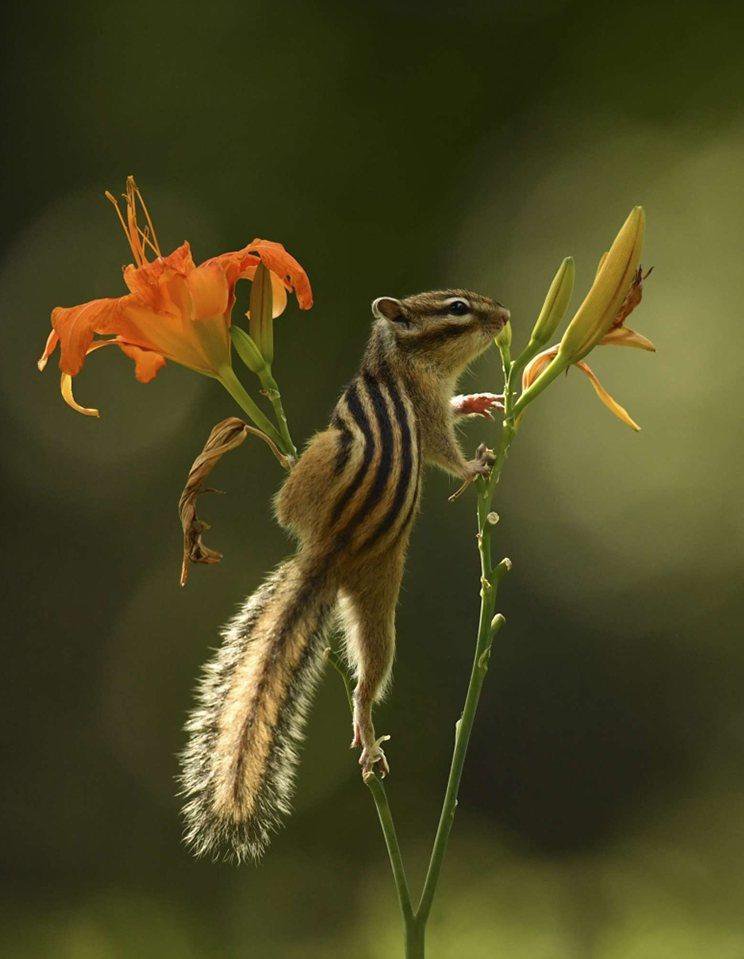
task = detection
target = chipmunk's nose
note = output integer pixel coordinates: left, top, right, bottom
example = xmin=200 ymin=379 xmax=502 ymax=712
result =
xmin=494 ymin=303 xmax=510 ymax=326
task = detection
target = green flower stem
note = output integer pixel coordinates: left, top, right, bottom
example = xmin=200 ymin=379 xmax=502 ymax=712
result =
xmin=510 ymin=335 xmax=544 ymax=386
xmin=216 ymin=366 xmax=288 ymax=457
xmin=255 ymin=364 xmax=298 ymax=462
xmin=415 ymin=351 xmax=515 ymax=939
xmin=327 ymin=650 xmax=414 ymax=930
xmin=365 ymin=774 xmax=414 ymax=927
xmin=511 ymin=348 xmax=570 ymax=419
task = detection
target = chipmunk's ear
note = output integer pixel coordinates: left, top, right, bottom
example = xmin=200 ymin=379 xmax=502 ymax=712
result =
xmin=372 ymin=297 xmax=408 ymax=325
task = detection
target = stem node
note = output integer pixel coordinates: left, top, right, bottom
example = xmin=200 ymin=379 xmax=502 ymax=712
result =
xmin=490 ymin=613 xmax=506 ymax=634
xmin=496 ymin=557 xmax=512 ymax=578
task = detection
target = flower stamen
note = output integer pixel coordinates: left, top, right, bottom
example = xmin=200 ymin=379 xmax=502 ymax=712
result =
xmin=104 ymin=175 xmax=162 ymax=267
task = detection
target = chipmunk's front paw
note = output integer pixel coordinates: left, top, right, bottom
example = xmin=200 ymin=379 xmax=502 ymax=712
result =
xmin=451 ymin=393 xmax=505 ymax=419
xmin=359 ymin=735 xmax=391 ymax=779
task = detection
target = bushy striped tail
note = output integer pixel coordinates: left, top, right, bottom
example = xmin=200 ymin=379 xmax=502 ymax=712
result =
xmin=180 ymin=557 xmax=336 ymax=862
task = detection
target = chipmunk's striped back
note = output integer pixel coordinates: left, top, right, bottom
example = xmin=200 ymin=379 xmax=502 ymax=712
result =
xmin=329 ymin=358 xmax=421 ymax=559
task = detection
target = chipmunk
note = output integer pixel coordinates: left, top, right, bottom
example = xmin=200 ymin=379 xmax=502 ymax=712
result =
xmin=181 ymin=290 xmax=510 ymax=862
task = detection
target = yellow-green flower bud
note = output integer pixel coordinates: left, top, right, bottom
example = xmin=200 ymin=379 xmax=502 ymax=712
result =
xmin=248 ymin=262 xmax=274 ymax=364
xmin=231 ymin=326 xmax=266 ymax=374
xmin=495 ymin=319 xmax=512 ymax=349
xmin=530 ymin=256 xmax=574 ymax=346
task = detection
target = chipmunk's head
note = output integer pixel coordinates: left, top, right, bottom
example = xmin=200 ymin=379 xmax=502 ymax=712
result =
xmin=372 ymin=290 xmax=509 ymax=374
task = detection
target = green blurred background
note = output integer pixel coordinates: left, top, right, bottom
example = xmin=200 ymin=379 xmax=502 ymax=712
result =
xmin=2 ymin=1 xmax=743 ymax=956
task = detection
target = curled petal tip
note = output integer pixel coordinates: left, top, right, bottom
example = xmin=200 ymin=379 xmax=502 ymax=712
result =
xmin=38 ymin=329 xmax=59 ymax=373
xmin=60 ymin=373 xmax=100 ymax=417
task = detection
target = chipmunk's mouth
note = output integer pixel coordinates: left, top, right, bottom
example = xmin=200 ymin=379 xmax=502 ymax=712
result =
xmin=485 ymin=305 xmax=510 ymax=332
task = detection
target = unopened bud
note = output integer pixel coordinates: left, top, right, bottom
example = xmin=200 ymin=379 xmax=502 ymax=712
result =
xmin=231 ymin=326 xmax=266 ymax=374
xmin=530 ymin=256 xmax=574 ymax=346
xmin=486 ymin=511 xmax=500 ymax=526
xmin=247 ymin=262 xmax=275 ymax=364
xmin=495 ymin=320 xmax=512 ymax=349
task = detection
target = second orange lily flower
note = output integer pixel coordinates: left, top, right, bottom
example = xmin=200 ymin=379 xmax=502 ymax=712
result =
xmin=519 ymin=207 xmax=654 ymax=431
xmin=523 ymin=266 xmax=654 ymax=430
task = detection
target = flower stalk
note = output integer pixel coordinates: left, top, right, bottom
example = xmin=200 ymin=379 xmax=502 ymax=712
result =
xmin=230 ymin=295 xmax=298 ymax=461
xmin=216 ymin=365 xmax=287 ymax=454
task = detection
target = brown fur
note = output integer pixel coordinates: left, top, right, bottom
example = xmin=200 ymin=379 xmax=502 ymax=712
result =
xmin=180 ymin=290 xmax=508 ymax=861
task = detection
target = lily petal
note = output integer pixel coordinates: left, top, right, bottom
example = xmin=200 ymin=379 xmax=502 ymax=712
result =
xmin=50 ymin=297 xmax=125 ymax=375
xmin=245 ymin=239 xmax=313 ymax=310
xmin=522 ymin=345 xmax=559 ymax=391
xmin=186 ymin=260 xmax=230 ymax=319
xmin=601 ymin=326 xmax=656 ymax=351
xmin=57 ymin=338 xmax=167 ymax=416
xmin=117 ymin=342 xmax=167 ymax=383
xmin=559 ymin=207 xmax=645 ymax=361
xmin=37 ymin=329 xmax=59 ymax=371
xmin=122 ymin=241 xmax=196 ymax=303
xmin=209 ymin=239 xmax=313 ymax=314
xmin=575 ymin=361 xmax=641 ymax=431
xmin=269 ymin=271 xmax=288 ymax=318
xmin=60 ymin=372 xmax=100 ymax=417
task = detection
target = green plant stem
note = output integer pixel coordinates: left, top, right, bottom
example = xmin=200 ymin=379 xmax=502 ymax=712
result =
xmin=216 ymin=365 xmax=288 ymax=456
xmin=415 ymin=362 xmax=515 ymax=930
xmin=365 ymin=774 xmax=414 ymax=927
xmin=256 ymin=364 xmax=297 ymax=461
xmin=511 ymin=347 xmax=569 ymax=418
xmin=327 ymin=650 xmax=414 ymax=930
xmin=510 ymin=334 xmax=546 ymax=389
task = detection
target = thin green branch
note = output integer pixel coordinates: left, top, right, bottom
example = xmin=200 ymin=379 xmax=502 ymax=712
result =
xmin=415 ymin=362 xmax=514 ymax=925
xmin=365 ymin=773 xmax=414 ymax=925
xmin=256 ymin=364 xmax=297 ymax=462
xmin=216 ymin=365 xmax=287 ymax=454
xmin=327 ymin=649 xmax=414 ymax=927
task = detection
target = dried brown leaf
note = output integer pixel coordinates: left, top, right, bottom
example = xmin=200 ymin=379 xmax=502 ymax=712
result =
xmin=178 ymin=417 xmax=291 ymax=586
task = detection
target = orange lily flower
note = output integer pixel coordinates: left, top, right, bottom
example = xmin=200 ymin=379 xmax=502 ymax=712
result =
xmin=522 ymin=266 xmax=654 ymax=431
xmin=38 ymin=177 xmax=312 ymax=416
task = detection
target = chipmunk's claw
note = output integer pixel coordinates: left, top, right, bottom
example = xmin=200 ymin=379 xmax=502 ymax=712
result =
xmin=449 ymin=444 xmax=495 ymax=502
xmin=472 ymin=442 xmax=495 ymax=474
xmin=358 ymin=734 xmax=390 ymax=778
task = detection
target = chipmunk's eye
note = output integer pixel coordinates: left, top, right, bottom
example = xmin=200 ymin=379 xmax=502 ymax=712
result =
xmin=448 ymin=300 xmax=470 ymax=316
